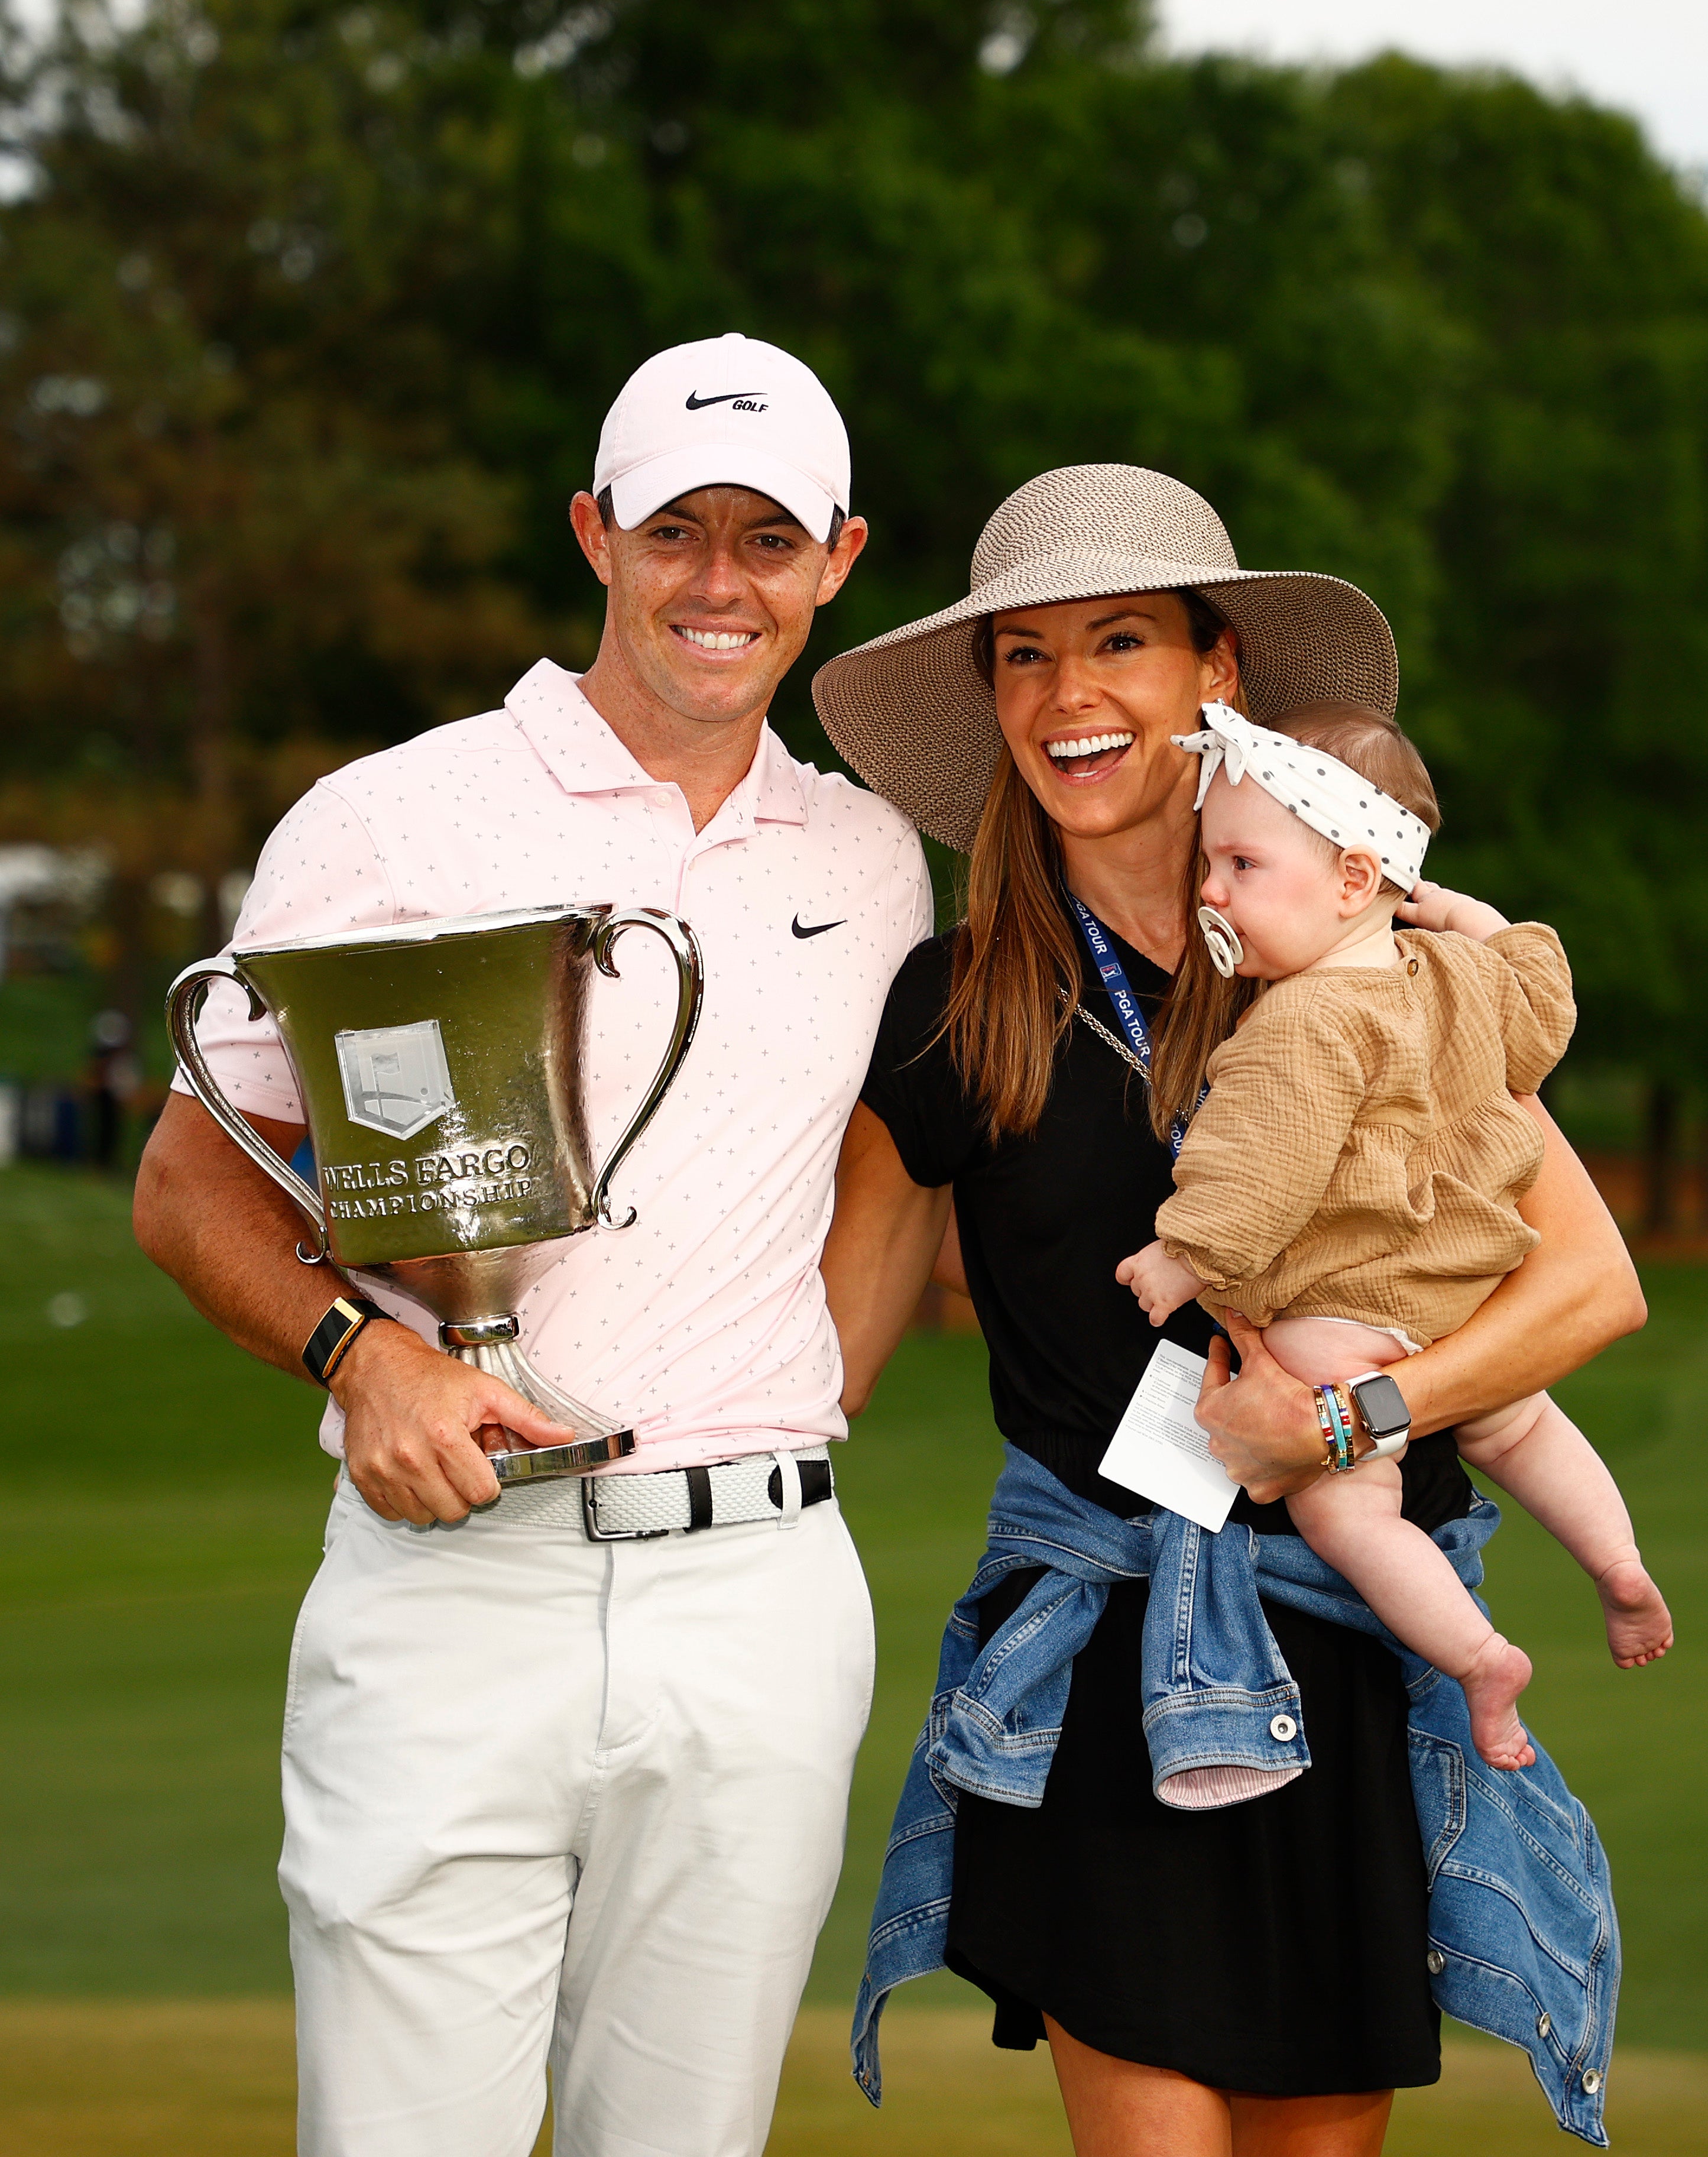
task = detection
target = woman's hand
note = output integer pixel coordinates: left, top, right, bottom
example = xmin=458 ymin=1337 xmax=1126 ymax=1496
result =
xmin=1195 ymin=1313 xmax=1326 ymax=1502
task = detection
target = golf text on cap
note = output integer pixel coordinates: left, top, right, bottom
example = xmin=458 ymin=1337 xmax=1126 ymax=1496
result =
xmin=594 ymin=333 xmax=849 ymax=542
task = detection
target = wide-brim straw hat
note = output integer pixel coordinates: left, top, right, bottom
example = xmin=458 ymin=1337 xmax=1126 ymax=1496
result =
xmin=813 ymin=463 xmax=1398 ymax=853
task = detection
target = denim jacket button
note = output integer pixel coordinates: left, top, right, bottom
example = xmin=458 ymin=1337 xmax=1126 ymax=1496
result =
xmin=1537 ymin=2012 xmax=1551 ymax=2038
xmin=1268 ymin=1713 xmax=1297 ymax=1742
xmin=1425 ymin=1948 xmax=1446 ymax=1975
xmin=1581 ymin=2069 xmax=1602 ymax=2094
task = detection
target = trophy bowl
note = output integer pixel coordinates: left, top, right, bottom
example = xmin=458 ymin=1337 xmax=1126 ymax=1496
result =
xmin=167 ymin=903 xmax=704 ymax=1485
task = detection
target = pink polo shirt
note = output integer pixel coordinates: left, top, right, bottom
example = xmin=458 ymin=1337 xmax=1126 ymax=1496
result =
xmin=179 ymin=660 xmax=933 ymax=1469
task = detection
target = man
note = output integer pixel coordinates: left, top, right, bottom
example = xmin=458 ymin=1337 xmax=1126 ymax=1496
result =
xmin=134 ymin=332 xmax=932 ymax=2156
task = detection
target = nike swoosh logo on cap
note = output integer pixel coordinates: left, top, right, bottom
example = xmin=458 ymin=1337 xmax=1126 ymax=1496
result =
xmin=685 ymin=390 xmax=763 ymax=410
xmin=792 ymin=915 xmax=845 ymax=940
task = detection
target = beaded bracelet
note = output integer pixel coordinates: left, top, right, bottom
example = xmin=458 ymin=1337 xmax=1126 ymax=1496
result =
xmin=1312 ymin=1382 xmax=1356 ymax=1473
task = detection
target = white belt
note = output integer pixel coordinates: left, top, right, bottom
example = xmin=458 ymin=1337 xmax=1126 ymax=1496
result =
xmin=493 ymin=1446 xmax=834 ymax=1540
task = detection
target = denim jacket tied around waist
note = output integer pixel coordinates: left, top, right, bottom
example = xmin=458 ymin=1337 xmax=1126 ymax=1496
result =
xmin=853 ymin=1444 xmax=1619 ymax=2147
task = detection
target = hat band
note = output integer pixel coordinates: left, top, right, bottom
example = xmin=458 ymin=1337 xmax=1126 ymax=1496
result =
xmin=607 ymin=444 xmax=842 ymax=543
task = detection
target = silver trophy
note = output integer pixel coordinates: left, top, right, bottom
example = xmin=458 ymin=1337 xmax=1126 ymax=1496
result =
xmin=167 ymin=903 xmax=703 ymax=1485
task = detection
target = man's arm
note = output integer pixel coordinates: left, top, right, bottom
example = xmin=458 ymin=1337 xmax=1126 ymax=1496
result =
xmin=134 ymin=1093 xmax=566 ymax=1526
xmin=1195 ymin=1096 xmax=1646 ymax=1501
xmin=821 ymin=1102 xmax=953 ymax=1417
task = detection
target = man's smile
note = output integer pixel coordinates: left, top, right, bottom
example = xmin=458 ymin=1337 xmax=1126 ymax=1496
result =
xmin=670 ymin=624 xmax=763 ymax=652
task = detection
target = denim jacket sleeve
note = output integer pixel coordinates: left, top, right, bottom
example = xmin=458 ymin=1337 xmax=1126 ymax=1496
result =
xmin=853 ymin=1447 xmax=1617 ymax=2146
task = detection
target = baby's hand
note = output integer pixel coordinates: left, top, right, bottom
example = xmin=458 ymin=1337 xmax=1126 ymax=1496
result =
xmin=1395 ymin=879 xmax=1511 ymax=941
xmin=1116 ymin=1241 xmax=1206 ymax=1327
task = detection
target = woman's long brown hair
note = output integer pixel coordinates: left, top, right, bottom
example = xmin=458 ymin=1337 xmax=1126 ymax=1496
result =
xmin=942 ymin=590 xmax=1254 ymax=1145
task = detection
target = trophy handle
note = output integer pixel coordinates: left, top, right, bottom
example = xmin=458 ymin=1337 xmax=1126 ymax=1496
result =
xmin=165 ymin=956 xmax=331 ymax=1264
xmin=586 ymin=908 xmax=705 ymax=1230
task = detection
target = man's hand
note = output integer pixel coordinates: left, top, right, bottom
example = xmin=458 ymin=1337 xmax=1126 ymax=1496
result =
xmin=330 ymin=1323 xmax=571 ymax=1527
xmin=1116 ymin=1241 xmax=1205 ymax=1326
xmin=1395 ymin=879 xmax=1509 ymax=942
xmin=1194 ymin=1312 xmax=1327 ymax=1504
xmin=135 ymin=1096 xmax=583 ymax=1530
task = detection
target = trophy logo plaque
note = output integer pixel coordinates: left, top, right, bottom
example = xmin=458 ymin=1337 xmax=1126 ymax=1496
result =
xmin=166 ymin=903 xmax=704 ymax=1486
xmin=336 ymin=1020 xmax=456 ymax=1139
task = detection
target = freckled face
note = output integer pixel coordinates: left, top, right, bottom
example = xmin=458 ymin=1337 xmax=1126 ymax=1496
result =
xmin=1197 ymin=769 xmax=1362 ymax=978
xmin=573 ymin=483 xmax=866 ymax=727
xmin=990 ymin=591 xmax=1239 ymax=841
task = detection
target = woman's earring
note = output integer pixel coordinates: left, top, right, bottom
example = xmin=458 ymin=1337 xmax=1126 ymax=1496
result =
xmin=1197 ymin=905 xmax=1244 ymax=979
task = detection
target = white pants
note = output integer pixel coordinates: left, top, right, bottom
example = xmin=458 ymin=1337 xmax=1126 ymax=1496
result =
xmin=279 ymin=1472 xmax=875 ymax=2157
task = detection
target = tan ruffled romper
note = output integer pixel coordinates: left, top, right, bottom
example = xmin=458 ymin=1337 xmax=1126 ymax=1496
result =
xmin=1155 ymin=925 xmax=1576 ymax=1346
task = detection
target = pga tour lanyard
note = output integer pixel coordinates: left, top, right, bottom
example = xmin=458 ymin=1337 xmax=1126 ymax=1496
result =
xmin=1066 ymin=892 xmax=1191 ymax=1158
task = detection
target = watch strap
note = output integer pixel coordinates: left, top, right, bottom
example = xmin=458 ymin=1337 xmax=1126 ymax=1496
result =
xmin=1348 ymin=1369 xmax=1412 ymax=1462
xmin=302 ymin=1296 xmax=392 ymax=1387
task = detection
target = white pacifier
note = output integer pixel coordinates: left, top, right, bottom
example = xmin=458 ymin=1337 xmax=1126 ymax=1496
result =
xmin=1197 ymin=904 xmax=1244 ymax=979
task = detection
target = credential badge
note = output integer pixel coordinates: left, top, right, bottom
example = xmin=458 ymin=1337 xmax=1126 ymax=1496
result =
xmin=335 ymin=1019 xmax=456 ymax=1140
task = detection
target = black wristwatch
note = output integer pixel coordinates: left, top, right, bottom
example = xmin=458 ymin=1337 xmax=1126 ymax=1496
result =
xmin=302 ymin=1296 xmax=393 ymax=1387
xmin=1347 ymin=1369 xmax=1412 ymax=1462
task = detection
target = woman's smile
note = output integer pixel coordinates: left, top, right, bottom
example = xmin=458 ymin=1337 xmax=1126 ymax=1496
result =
xmin=1042 ymin=727 xmax=1137 ymax=781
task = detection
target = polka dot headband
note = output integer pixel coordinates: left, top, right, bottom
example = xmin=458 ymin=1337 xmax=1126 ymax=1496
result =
xmin=1171 ymin=702 xmax=1430 ymax=892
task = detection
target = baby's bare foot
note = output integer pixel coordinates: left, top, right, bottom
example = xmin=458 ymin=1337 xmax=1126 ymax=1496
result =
xmin=1597 ymin=1558 xmax=1674 ymax=1667
xmin=1460 ymin=1634 xmax=1535 ymax=1770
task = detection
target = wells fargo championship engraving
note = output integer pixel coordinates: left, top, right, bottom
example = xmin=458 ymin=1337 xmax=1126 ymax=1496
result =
xmin=166 ymin=902 xmax=703 ymax=1484
xmin=320 ymin=1140 xmax=539 ymax=1222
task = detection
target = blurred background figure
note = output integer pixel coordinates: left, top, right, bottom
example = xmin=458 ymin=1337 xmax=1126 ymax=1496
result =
xmin=83 ymin=1008 xmax=138 ymax=1173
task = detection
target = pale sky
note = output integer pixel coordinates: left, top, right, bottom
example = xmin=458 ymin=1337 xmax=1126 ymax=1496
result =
xmin=10 ymin=1 xmax=1706 ymax=174
xmin=1158 ymin=0 xmax=1708 ymax=173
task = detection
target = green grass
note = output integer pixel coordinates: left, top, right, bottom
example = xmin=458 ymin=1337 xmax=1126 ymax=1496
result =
xmin=0 ymin=1168 xmax=333 ymax=1994
xmin=0 ymin=1162 xmax=1701 ymax=2054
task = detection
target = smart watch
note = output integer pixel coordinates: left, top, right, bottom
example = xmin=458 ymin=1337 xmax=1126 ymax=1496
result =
xmin=1347 ymin=1370 xmax=1412 ymax=1462
xmin=302 ymin=1296 xmax=393 ymax=1387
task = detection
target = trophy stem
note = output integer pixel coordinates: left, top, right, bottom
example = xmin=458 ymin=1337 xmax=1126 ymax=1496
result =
xmin=442 ymin=1321 xmax=637 ymax=1484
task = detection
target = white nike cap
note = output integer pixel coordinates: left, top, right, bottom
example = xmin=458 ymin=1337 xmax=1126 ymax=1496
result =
xmin=593 ymin=332 xmax=850 ymax=544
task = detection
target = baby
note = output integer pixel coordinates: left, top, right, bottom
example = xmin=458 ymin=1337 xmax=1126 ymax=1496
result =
xmin=1120 ymin=701 xmax=1672 ymax=1769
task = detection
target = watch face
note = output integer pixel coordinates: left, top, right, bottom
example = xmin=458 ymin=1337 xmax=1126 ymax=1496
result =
xmin=1352 ymin=1372 xmax=1411 ymax=1438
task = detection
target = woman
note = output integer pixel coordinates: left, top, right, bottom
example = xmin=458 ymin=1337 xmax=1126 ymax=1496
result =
xmin=814 ymin=465 xmax=1642 ymax=2155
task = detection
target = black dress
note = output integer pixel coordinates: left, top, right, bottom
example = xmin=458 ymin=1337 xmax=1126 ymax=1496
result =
xmin=860 ymin=922 xmax=1473 ymax=2097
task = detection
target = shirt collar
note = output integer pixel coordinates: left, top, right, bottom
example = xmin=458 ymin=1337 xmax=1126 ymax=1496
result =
xmin=504 ymin=658 xmax=807 ymax=827
xmin=741 ymin=716 xmax=809 ymax=827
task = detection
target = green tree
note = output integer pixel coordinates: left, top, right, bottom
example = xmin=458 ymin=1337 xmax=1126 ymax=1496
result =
xmin=0 ymin=0 xmax=561 ymax=957
xmin=5 ymin=0 xmax=1708 ymax=1207
xmin=1323 ymin=59 xmax=1708 ymax=1215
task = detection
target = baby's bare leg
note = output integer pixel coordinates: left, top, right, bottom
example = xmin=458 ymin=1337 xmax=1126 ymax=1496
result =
xmin=1458 ymin=1394 xmax=1673 ymax=1667
xmin=1270 ymin=1319 xmax=1535 ymax=1771
xmin=1286 ymin=1465 xmax=1534 ymax=1769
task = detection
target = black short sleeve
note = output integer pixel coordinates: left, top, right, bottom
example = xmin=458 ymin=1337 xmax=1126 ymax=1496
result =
xmin=859 ymin=935 xmax=983 ymax=1189
xmin=860 ymin=921 xmax=1199 ymax=1471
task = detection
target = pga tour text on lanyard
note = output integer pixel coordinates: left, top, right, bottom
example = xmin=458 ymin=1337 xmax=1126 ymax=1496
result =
xmin=1065 ymin=893 xmax=1196 ymax=1160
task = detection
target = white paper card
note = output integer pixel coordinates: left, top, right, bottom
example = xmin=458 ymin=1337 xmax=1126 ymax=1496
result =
xmin=1098 ymin=1339 xmax=1239 ymax=1533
